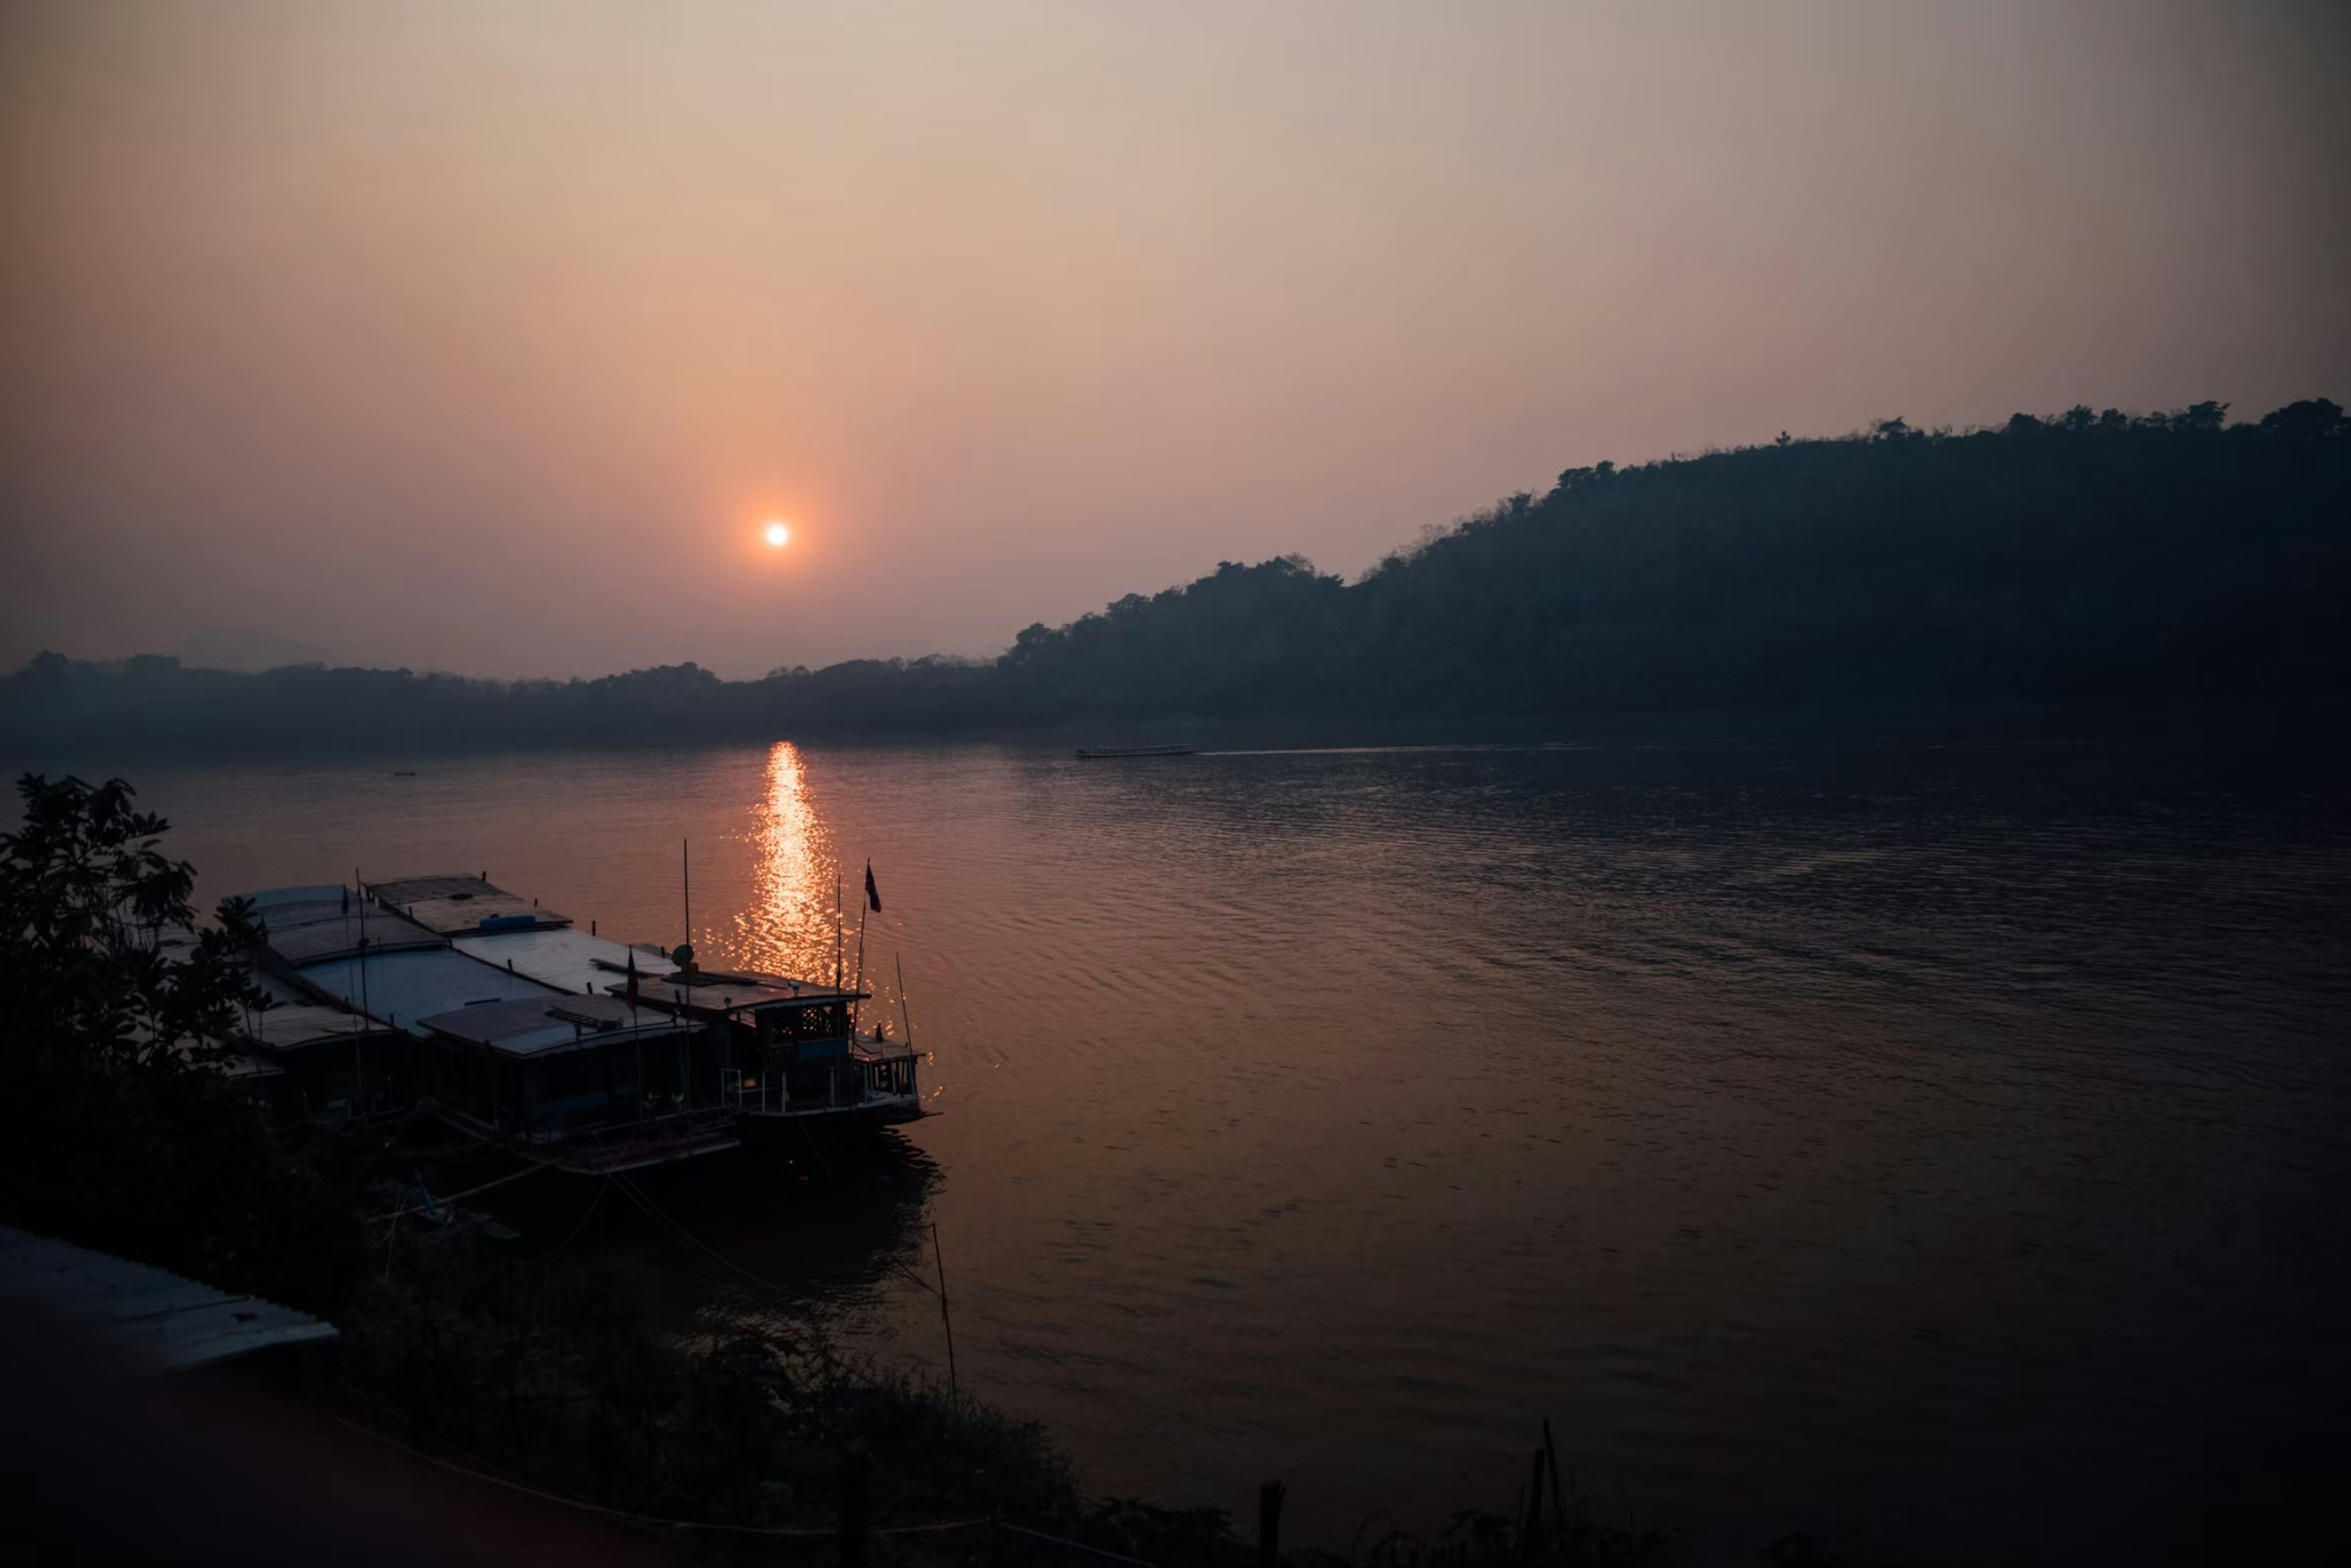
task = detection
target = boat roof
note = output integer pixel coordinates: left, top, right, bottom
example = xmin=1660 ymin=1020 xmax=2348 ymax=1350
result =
xmin=244 ymin=891 xmax=444 ymax=966
xmin=243 ymin=883 xmax=351 ymax=912
xmin=295 ymin=947 xmax=561 ymax=1037
xmin=238 ymin=973 xmax=390 ymax=1053
xmin=631 ymin=968 xmax=866 ymax=1015
xmin=0 ymin=1225 xmax=338 ymax=1375
xmin=452 ymin=925 xmax=678 ymax=999
xmin=219 ymin=1051 xmax=285 ymax=1081
xmin=366 ymin=874 xmax=569 ymax=936
xmin=414 ymin=994 xmax=691 ymax=1057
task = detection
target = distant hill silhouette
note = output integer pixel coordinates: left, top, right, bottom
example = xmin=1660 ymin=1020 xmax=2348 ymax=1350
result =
xmin=6 ymin=398 xmax=2344 ymax=754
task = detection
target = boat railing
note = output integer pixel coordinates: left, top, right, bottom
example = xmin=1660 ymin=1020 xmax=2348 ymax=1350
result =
xmin=526 ymin=1105 xmax=739 ymax=1173
xmin=517 ymin=1096 xmax=732 ymax=1150
xmin=726 ymin=1041 xmax=921 ymax=1117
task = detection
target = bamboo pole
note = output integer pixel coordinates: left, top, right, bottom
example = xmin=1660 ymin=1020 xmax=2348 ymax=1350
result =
xmin=932 ymin=1222 xmax=960 ymax=1411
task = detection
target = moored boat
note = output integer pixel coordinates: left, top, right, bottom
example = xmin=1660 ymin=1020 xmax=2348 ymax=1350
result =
xmin=371 ymin=872 xmax=924 ymax=1127
xmin=234 ymin=870 xmax=930 ymax=1163
xmin=238 ymin=877 xmax=742 ymax=1172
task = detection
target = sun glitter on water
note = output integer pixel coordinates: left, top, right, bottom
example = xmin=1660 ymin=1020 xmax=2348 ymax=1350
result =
xmin=763 ymin=519 xmax=790 ymax=548
xmin=733 ymin=740 xmax=839 ymax=981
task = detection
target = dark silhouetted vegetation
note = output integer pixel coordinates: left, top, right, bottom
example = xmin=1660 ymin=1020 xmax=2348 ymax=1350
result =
xmin=0 ymin=773 xmax=359 ymax=1304
xmin=3 ymin=399 xmax=2343 ymax=754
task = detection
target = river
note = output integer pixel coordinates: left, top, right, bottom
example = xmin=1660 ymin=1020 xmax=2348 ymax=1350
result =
xmin=17 ymin=737 xmax=2347 ymax=1562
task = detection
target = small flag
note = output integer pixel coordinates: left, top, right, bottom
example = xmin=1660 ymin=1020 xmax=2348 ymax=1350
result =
xmin=865 ymin=862 xmax=882 ymax=913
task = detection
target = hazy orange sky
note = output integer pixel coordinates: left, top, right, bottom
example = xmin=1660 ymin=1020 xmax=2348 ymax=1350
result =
xmin=4 ymin=1 xmax=2345 ymax=679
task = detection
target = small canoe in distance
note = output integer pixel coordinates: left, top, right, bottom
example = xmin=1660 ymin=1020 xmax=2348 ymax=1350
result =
xmin=1074 ymin=744 xmax=1197 ymax=760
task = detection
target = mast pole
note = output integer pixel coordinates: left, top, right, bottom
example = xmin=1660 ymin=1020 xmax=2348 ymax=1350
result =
xmin=852 ymin=901 xmax=869 ymax=1032
xmin=896 ymin=951 xmax=912 ymax=1049
xmin=354 ymin=868 xmax=369 ymax=1114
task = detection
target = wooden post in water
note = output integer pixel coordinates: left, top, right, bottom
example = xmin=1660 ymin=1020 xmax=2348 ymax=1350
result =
xmin=932 ymin=1221 xmax=960 ymax=1412
xmin=1258 ymin=1479 xmax=1286 ymax=1568
xmin=1542 ymin=1417 xmax=1569 ymax=1540
xmin=1519 ymin=1446 xmax=1547 ymax=1561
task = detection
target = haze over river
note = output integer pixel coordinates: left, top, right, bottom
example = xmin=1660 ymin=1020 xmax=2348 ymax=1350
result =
xmin=28 ymin=738 xmax=2348 ymax=1562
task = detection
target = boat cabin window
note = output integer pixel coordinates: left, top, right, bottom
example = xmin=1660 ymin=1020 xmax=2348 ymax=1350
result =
xmin=757 ymin=1003 xmax=847 ymax=1043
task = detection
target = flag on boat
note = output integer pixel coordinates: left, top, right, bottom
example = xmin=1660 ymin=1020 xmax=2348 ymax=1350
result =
xmin=865 ymin=862 xmax=882 ymax=912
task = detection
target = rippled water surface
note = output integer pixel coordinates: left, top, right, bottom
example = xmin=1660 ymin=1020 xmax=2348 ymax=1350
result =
xmin=38 ymin=739 xmax=2351 ymax=1561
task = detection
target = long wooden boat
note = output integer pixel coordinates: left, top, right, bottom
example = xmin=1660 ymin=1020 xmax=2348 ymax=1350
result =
xmin=1073 ymin=744 xmax=1196 ymax=759
xmin=242 ymin=871 xmax=929 ymax=1166
xmin=242 ymin=878 xmax=743 ymax=1173
xmin=373 ymin=874 xmax=923 ymax=1128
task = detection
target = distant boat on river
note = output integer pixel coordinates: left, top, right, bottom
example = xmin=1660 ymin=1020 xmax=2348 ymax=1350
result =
xmin=1074 ymin=744 xmax=1196 ymax=760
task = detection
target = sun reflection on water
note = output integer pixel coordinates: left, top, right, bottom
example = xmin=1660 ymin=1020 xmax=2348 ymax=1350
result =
xmin=733 ymin=741 xmax=842 ymax=981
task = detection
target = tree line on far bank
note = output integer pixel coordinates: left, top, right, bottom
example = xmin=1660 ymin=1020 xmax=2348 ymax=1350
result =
xmin=5 ymin=398 xmax=2344 ymax=753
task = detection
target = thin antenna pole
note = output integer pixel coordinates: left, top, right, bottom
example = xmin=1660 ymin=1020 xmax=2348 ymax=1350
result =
xmin=834 ymin=874 xmax=843 ymax=991
xmin=896 ymin=951 xmax=912 ymax=1049
xmin=681 ymin=838 xmax=691 ymax=956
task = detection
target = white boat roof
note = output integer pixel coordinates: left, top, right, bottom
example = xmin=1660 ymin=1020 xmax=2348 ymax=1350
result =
xmin=242 ymin=889 xmax=444 ymax=966
xmin=414 ymin=994 xmax=692 ymax=1058
xmin=295 ymin=947 xmax=561 ymax=1037
xmin=244 ymin=884 xmax=350 ymax=912
xmin=238 ymin=973 xmax=388 ymax=1053
xmin=631 ymin=969 xmax=867 ymax=1015
xmin=367 ymin=874 xmax=569 ymax=936
xmin=452 ymin=925 xmax=678 ymax=999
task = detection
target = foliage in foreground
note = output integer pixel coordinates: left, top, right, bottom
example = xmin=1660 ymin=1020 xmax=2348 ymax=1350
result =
xmin=0 ymin=773 xmax=367 ymax=1305
xmin=339 ymin=1232 xmax=1081 ymax=1534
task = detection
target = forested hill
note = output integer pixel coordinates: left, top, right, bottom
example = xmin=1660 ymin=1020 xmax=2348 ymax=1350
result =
xmin=7 ymin=399 xmax=2346 ymax=754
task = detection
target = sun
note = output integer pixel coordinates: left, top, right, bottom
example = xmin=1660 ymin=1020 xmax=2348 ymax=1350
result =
xmin=763 ymin=519 xmax=790 ymax=549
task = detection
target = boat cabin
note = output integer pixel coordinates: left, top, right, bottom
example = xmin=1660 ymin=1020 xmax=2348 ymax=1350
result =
xmin=412 ymin=995 xmax=739 ymax=1174
xmin=629 ymin=969 xmax=923 ymax=1123
xmin=151 ymin=914 xmax=400 ymax=1122
xmin=234 ymin=972 xmax=408 ymax=1122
